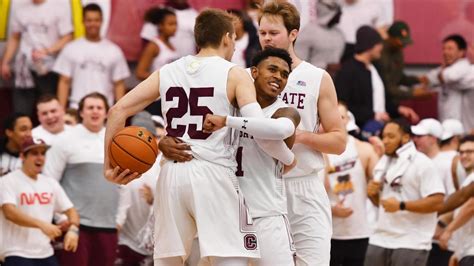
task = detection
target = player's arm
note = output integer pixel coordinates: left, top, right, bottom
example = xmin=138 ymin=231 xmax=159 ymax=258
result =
xmin=439 ymin=198 xmax=474 ymax=249
xmin=104 ymin=71 xmax=161 ymax=184
xmin=271 ymin=107 xmax=301 ymax=148
xmin=439 ymin=182 xmax=474 ymax=214
xmin=296 ymin=72 xmax=347 ymax=155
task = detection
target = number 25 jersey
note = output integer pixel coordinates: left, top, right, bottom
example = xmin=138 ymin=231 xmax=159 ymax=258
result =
xmin=159 ymin=55 xmax=238 ymax=168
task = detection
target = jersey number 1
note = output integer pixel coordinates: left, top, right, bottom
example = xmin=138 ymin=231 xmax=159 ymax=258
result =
xmin=165 ymin=87 xmax=214 ymax=140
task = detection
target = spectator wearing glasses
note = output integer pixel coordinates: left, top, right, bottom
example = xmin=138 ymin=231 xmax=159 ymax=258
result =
xmin=438 ymin=135 xmax=474 ymax=266
xmin=366 ymin=119 xmax=445 ymax=266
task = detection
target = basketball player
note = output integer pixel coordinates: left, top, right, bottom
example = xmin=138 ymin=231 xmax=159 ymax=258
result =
xmin=257 ymin=2 xmax=347 ymax=265
xmin=104 ymin=9 xmax=299 ymax=266
xmin=205 ymin=47 xmax=300 ymax=265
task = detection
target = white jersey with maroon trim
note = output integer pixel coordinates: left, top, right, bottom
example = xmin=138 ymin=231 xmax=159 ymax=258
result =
xmin=281 ymin=61 xmax=325 ymax=178
xmin=237 ymin=98 xmax=288 ymax=218
xmin=159 ymin=55 xmax=238 ymax=168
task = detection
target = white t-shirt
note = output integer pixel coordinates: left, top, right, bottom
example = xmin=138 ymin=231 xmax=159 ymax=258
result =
xmin=452 ymin=174 xmax=474 ymax=260
xmin=369 ymin=64 xmax=386 ymax=113
xmin=116 ymin=155 xmax=160 ymax=255
xmin=170 ymin=8 xmax=198 ymax=57
xmin=369 ymin=144 xmax=445 ymax=250
xmin=432 ymin=151 xmax=457 ymax=196
xmin=337 ymin=0 xmax=389 ymax=44
xmin=53 ymin=38 xmax=130 ymax=108
xmin=426 ymin=58 xmax=472 ymax=121
xmin=32 ymin=125 xmax=72 ymax=145
xmin=10 ymin=0 xmax=72 ymax=69
xmin=0 ymin=170 xmax=73 ymax=259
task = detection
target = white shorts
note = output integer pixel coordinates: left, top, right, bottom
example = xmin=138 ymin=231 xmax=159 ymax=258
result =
xmin=154 ymin=159 xmax=260 ymax=260
xmin=285 ymin=175 xmax=332 ymax=266
xmin=250 ymin=215 xmax=295 ymax=266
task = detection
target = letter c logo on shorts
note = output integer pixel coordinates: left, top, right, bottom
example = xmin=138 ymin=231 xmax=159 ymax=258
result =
xmin=244 ymin=234 xmax=257 ymax=250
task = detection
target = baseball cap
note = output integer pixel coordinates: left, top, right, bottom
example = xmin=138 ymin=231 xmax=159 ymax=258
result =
xmin=411 ymin=118 xmax=443 ymax=139
xmin=441 ymin=119 xmax=465 ymax=141
xmin=388 ymin=21 xmax=413 ymax=46
xmin=21 ymin=137 xmax=50 ymax=153
xmin=131 ymin=111 xmax=156 ymax=136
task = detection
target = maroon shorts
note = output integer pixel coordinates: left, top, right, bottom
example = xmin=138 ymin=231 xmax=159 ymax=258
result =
xmin=56 ymin=226 xmax=117 ymax=266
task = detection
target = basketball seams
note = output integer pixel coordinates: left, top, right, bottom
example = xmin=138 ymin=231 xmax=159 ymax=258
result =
xmin=115 ymin=133 xmax=158 ymax=157
xmin=111 ymin=140 xmax=153 ymax=167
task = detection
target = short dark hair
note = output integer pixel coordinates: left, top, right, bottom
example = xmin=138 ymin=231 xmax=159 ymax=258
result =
xmin=460 ymin=135 xmax=474 ymax=146
xmin=383 ymin=118 xmax=412 ymax=136
xmin=144 ymin=7 xmax=175 ymax=25
xmin=443 ymin=34 xmax=467 ymax=50
xmin=3 ymin=113 xmax=29 ymax=132
xmin=83 ymin=3 xmax=102 ymax=17
xmin=251 ymin=47 xmax=292 ymax=71
xmin=194 ymin=9 xmax=235 ymax=49
xmin=36 ymin=94 xmax=59 ymax=107
xmin=78 ymin=92 xmax=109 ymax=122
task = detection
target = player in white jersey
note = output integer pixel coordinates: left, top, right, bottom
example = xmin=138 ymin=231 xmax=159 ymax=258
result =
xmin=104 ymin=9 xmax=297 ymax=266
xmin=257 ymin=2 xmax=347 ymax=265
xmin=205 ymin=48 xmax=300 ymax=265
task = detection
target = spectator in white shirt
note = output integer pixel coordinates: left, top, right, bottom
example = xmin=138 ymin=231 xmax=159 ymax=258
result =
xmin=1 ymin=137 xmax=79 ymax=266
xmin=32 ymin=95 xmax=71 ymax=145
xmin=1 ymin=114 xmax=33 ymax=177
xmin=438 ymin=135 xmax=474 ymax=266
xmin=366 ymin=119 xmax=445 ymax=266
xmin=0 ymin=0 xmax=73 ymax=118
xmin=54 ymin=3 xmax=130 ymax=109
xmin=420 ymin=34 xmax=472 ymax=121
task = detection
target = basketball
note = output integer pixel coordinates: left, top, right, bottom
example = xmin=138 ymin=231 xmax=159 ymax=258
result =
xmin=109 ymin=126 xmax=158 ymax=174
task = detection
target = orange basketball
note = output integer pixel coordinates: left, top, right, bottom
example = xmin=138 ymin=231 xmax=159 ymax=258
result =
xmin=109 ymin=126 xmax=158 ymax=174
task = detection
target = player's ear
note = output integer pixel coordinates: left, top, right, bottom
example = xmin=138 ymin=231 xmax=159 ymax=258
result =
xmin=250 ymin=66 xmax=258 ymax=80
xmin=289 ymin=29 xmax=298 ymax=43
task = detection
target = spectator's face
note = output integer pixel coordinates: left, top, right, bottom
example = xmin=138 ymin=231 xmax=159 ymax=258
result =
xmin=442 ymin=40 xmax=465 ymax=66
xmin=232 ymin=15 xmax=245 ymax=37
xmin=459 ymin=141 xmax=474 ymax=171
xmin=382 ymin=123 xmax=408 ymax=156
xmin=159 ymin=14 xmax=178 ymax=38
xmin=259 ymin=15 xmax=293 ymax=51
xmin=412 ymin=134 xmax=436 ymax=155
xmin=84 ymin=10 xmax=102 ymax=38
xmin=37 ymin=99 xmax=65 ymax=134
xmin=80 ymin=97 xmax=107 ymax=131
xmin=5 ymin=117 xmax=33 ymax=150
xmin=370 ymin=43 xmax=383 ymax=60
xmin=252 ymin=56 xmax=290 ymax=100
xmin=21 ymin=147 xmax=47 ymax=175
xmin=337 ymin=104 xmax=349 ymax=127
xmin=64 ymin=113 xmax=78 ymax=126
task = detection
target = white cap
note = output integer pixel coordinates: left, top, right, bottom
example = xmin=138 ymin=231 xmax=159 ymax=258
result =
xmin=411 ymin=118 xmax=443 ymax=139
xmin=441 ymin=119 xmax=464 ymax=141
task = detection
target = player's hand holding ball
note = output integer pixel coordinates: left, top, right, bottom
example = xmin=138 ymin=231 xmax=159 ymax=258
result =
xmin=106 ymin=126 xmax=158 ymax=184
